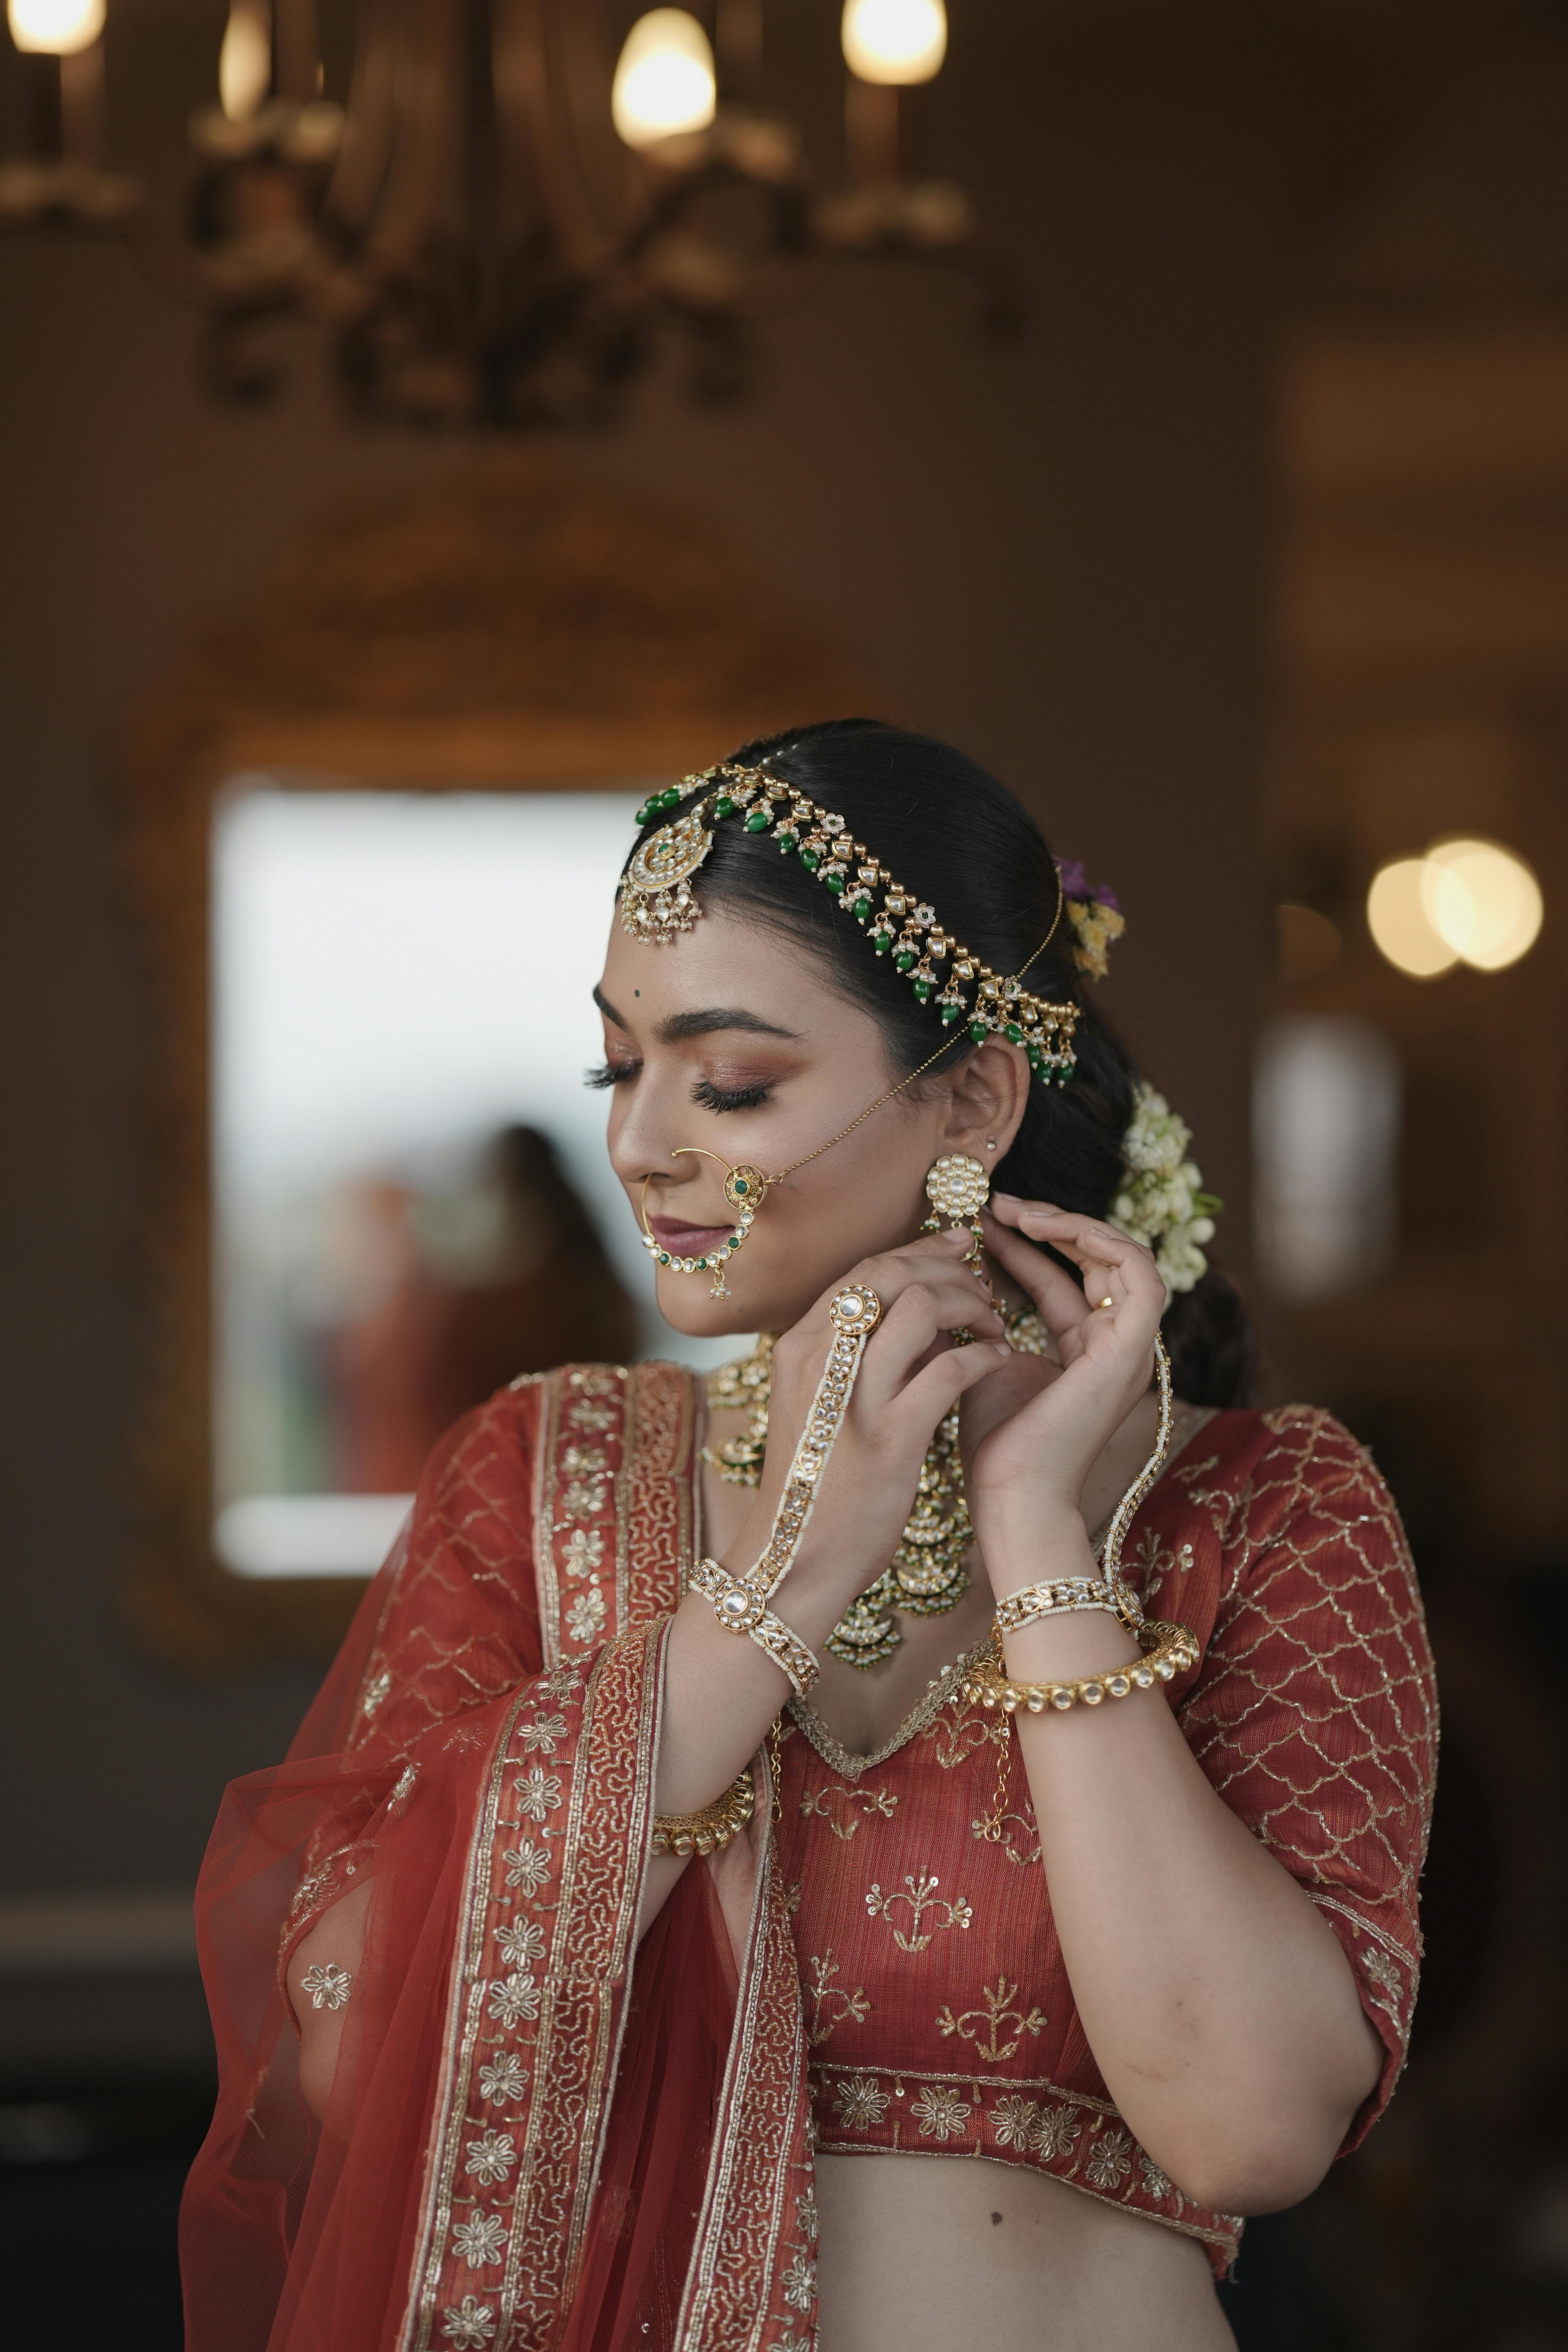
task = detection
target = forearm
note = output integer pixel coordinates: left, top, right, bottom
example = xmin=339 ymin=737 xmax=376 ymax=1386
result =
xmin=993 ymin=1515 xmax=1381 ymax=2212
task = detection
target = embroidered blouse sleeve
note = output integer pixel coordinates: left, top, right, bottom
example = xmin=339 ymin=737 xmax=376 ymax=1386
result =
xmin=1176 ymin=1407 xmax=1438 ymax=2150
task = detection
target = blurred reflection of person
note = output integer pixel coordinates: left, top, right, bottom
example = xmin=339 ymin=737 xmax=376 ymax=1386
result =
xmin=330 ymin=1126 xmax=639 ymax=1491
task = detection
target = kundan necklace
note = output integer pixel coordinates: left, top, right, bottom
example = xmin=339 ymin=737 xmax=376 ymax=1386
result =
xmin=702 ymin=1308 xmax=1049 ymax=1670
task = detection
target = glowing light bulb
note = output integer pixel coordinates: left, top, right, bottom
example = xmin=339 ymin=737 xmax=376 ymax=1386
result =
xmin=219 ymin=0 xmax=272 ymax=124
xmin=7 ymin=0 xmax=103 ymax=55
xmin=842 ymin=0 xmax=947 ymax=85
xmin=612 ymin=9 xmax=716 ymax=149
xmin=1366 ymin=859 xmax=1458 ymax=980
xmin=1421 ymin=836 xmax=1544 ymax=972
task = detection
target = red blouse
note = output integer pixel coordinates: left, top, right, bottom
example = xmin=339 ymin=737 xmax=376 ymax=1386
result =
xmin=775 ymin=1402 xmax=1436 ymax=2271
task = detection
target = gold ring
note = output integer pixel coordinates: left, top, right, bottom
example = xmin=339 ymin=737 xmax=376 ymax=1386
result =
xmin=1097 ymin=1295 xmax=1115 ymax=1310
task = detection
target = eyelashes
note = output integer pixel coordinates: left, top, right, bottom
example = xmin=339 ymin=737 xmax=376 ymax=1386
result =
xmin=691 ymin=1077 xmax=772 ymax=1113
xmin=585 ymin=1062 xmax=774 ymax=1113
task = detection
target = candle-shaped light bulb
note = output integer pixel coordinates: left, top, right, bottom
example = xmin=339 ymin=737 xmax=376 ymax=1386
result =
xmin=841 ymin=0 xmax=947 ymax=85
xmin=612 ymin=9 xmax=717 ymax=149
xmin=7 ymin=0 xmax=103 ymax=54
xmin=219 ymin=0 xmax=273 ymax=123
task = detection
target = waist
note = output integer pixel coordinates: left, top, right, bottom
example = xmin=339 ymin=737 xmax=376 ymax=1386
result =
xmin=814 ymin=2149 xmax=1236 ymax=2352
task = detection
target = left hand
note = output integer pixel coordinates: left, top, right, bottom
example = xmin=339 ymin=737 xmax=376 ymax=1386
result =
xmin=959 ymin=1198 xmax=1165 ymax=1556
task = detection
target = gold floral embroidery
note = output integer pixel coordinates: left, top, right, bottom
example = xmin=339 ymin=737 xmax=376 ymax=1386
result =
xmin=832 ymin=2072 xmax=891 ymax=2131
xmin=566 ymin=1586 xmax=607 ymax=1644
xmin=300 ymin=1961 xmax=352 ymax=2011
xmin=936 ymin=1974 xmax=1045 ymax=2063
xmin=441 ymin=2294 xmax=497 ymax=2346
xmin=909 ymin=2083 xmax=971 ymax=2140
xmin=495 ymin=1920 xmax=546 ymax=1968
xmin=561 ymin=1527 xmax=605 ymax=1579
xmin=921 ymin=1705 xmax=996 ymax=1774
xmin=486 ymin=1971 xmax=541 ymax=2028
xmin=798 ymin=1783 xmax=897 ymax=1841
xmin=360 ymin=1667 xmax=393 ymax=1720
xmin=452 ymin=2212 xmax=508 ymax=2266
xmin=990 ymin=2093 xmax=1040 ymax=2149
xmin=796 ymin=2187 xmax=819 ymax=2241
xmin=864 ymin=1872 xmax=973 ymax=1953
xmin=512 ymin=1766 xmax=562 ymax=1820
xmin=1031 ymin=2103 xmax=1081 ymax=2162
xmin=804 ymin=1952 xmax=871 ymax=2047
xmin=567 ymin=1400 xmax=616 ymax=1433
xmin=518 ymin=1715 xmax=569 ymax=1753
xmin=500 ymin=1841 xmax=551 ymax=1895
xmin=463 ymin=2129 xmax=516 ymax=2186
xmin=1084 ymin=2126 xmax=1133 ymax=2191
xmin=780 ymin=2249 xmax=816 ymax=2312
xmin=558 ymin=1478 xmax=607 ymax=1523
xmin=477 ymin=2054 xmax=529 ymax=2104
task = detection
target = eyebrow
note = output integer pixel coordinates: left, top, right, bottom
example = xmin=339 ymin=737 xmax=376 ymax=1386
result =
xmin=592 ymin=984 xmax=800 ymax=1044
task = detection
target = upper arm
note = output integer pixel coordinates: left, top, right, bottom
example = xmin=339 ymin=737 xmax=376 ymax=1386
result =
xmin=1178 ymin=1410 xmax=1438 ymax=2146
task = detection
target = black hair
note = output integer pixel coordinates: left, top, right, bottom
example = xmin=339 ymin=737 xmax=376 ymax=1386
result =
xmin=626 ymin=718 xmax=1255 ymax=1408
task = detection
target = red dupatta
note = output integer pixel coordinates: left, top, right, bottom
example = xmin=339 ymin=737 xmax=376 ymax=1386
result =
xmin=180 ymin=1362 xmax=817 ymax=2352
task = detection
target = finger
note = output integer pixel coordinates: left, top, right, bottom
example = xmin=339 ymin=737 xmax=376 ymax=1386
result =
xmin=1012 ymin=1207 xmax=1163 ymax=1301
xmin=891 ymin=1335 xmax=1013 ymax=1438
xmin=981 ymin=1213 xmax=1090 ymax=1331
xmin=858 ymin=1281 xmax=1005 ymax=1409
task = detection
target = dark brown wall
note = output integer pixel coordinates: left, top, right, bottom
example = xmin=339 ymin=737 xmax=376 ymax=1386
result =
xmin=0 ymin=7 xmax=1441 ymax=1990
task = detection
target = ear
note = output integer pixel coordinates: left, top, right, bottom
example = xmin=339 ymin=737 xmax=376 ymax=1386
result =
xmin=939 ymin=1041 xmax=1030 ymax=1165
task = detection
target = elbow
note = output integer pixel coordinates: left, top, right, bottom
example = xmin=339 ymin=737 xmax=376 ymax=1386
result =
xmin=1157 ymin=2115 xmax=1346 ymax=2219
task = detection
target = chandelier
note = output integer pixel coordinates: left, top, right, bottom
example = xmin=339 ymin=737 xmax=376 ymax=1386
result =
xmin=0 ymin=0 xmax=1018 ymax=429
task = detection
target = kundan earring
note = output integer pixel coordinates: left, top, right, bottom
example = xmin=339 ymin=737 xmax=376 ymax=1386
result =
xmin=922 ymin=1152 xmax=992 ymax=1281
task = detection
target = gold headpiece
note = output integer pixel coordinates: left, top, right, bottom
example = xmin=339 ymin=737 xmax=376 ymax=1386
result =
xmin=621 ymin=763 xmax=1082 ymax=1085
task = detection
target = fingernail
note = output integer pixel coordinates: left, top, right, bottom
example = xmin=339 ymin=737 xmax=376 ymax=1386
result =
xmin=992 ymin=1191 xmax=1020 ymax=1204
xmin=991 ymin=1343 xmax=1011 ymax=1356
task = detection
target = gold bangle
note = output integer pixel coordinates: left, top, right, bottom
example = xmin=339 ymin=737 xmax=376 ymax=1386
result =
xmin=961 ymin=1618 xmax=1199 ymax=1716
xmin=993 ymin=1575 xmax=1138 ymax=1635
xmin=651 ymin=1766 xmax=756 ymax=1858
xmin=690 ymin=1557 xmax=822 ymax=1696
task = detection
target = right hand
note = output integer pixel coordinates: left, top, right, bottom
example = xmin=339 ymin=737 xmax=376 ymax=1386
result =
xmin=715 ymin=1227 xmax=1012 ymax=1636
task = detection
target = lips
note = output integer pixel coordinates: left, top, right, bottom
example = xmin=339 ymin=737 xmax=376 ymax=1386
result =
xmin=648 ymin=1215 xmax=735 ymax=1254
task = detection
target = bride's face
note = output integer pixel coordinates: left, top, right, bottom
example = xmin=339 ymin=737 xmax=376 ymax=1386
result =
xmin=596 ymin=906 xmax=1026 ymax=1337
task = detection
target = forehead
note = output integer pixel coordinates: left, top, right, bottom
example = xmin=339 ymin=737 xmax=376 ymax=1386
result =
xmin=597 ymin=904 xmax=854 ymax=1027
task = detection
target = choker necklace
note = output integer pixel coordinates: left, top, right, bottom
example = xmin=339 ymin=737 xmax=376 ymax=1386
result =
xmin=701 ymin=1307 xmax=1049 ymax=1669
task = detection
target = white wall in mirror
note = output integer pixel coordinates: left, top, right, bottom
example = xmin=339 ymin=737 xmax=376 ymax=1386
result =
xmin=211 ymin=781 xmax=742 ymax=1579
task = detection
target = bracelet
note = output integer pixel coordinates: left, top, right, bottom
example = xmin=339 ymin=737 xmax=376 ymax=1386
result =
xmin=993 ymin=1575 xmax=1140 ymax=1636
xmin=687 ymin=1283 xmax=883 ymax=1695
xmin=652 ymin=1767 xmax=755 ymax=1858
xmin=961 ymin=1618 xmax=1199 ymax=1716
xmin=689 ymin=1557 xmax=823 ymax=1697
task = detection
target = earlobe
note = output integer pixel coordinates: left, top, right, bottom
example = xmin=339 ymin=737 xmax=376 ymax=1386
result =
xmin=942 ymin=1040 xmax=1030 ymax=1159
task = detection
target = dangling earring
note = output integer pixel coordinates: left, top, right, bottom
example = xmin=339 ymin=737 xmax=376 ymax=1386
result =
xmin=640 ymin=1148 xmax=769 ymax=1301
xmin=922 ymin=1153 xmax=991 ymax=1284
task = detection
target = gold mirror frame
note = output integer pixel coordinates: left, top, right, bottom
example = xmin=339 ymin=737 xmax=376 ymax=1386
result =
xmin=122 ymin=458 xmax=867 ymax=1674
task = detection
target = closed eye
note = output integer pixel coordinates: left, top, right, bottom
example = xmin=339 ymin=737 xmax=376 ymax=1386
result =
xmin=585 ymin=1059 xmax=640 ymax=1090
xmin=692 ymin=1076 xmax=772 ymax=1113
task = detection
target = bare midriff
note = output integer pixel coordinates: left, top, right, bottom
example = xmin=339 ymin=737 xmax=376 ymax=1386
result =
xmin=815 ymin=2152 xmax=1235 ymax=2352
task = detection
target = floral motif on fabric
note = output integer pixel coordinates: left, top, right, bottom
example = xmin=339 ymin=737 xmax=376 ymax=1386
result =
xmin=798 ymin=1783 xmax=897 ymax=1842
xmin=936 ymin=1974 xmax=1046 ymax=2063
xmin=1084 ymin=2127 xmax=1134 ymax=2191
xmin=300 ymin=1962 xmax=352 ymax=2011
xmin=440 ymin=2296 xmax=497 ymax=2347
xmin=512 ymin=1766 xmax=562 ymax=1820
xmin=518 ymin=1715 xmax=569 ymax=1754
xmin=500 ymin=1841 xmax=551 ymax=1895
xmin=495 ymin=1919 xmax=546 ymax=1969
xmin=803 ymin=1952 xmax=870 ymax=2047
xmin=451 ymin=2213 xmax=508 ymax=2267
xmin=486 ymin=1972 xmax=541 ymax=2029
xmin=463 ymin=2130 xmax=516 ymax=2187
xmin=910 ymin=2083 xmax=971 ymax=2141
xmin=864 ymin=1873 xmax=973 ymax=1952
xmin=832 ymin=2072 xmax=891 ymax=2132
xmin=477 ymin=2054 xmax=529 ymax=2105
xmin=780 ymin=2249 xmax=816 ymax=2312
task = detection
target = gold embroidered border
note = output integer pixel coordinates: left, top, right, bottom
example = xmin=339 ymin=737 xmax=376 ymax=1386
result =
xmin=677 ymin=1755 xmax=816 ymax=2352
xmin=627 ymin=1361 xmax=698 ymax=1623
xmin=809 ymin=2058 xmax=1241 ymax=2260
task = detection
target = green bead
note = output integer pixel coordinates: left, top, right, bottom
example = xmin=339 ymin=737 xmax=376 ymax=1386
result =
xmin=1004 ymin=1022 xmax=1023 ymax=1044
xmin=634 ymin=802 xmax=649 ymax=824
xmin=873 ymin=937 xmax=890 ymax=954
xmin=852 ymin=897 xmax=871 ymax=921
xmin=657 ymin=1250 xmax=670 ymax=1264
xmin=744 ymin=808 xmax=771 ymax=832
xmin=800 ymin=849 xmax=820 ymax=871
xmin=714 ymin=794 xmax=735 ymax=817
xmin=733 ymin=1176 xmax=748 ymax=1194
xmin=660 ymin=786 xmax=681 ymax=808
xmin=825 ymin=873 xmax=844 ymax=894
xmin=941 ymin=1002 xmax=962 ymax=1024
xmin=894 ymin=950 xmax=915 ymax=972
xmin=913 ymin=979 xmax=932 ymax=1001
xmin=969 ymin=1019 xmax=989 ymax=1043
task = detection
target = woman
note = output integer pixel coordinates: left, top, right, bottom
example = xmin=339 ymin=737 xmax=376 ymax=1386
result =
xmin=182 ymin=721 xmax=1436 ymax=2352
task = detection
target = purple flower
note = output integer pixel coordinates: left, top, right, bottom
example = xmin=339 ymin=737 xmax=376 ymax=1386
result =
xmin=1055 ymin=857 xmax=1120 ymax=912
